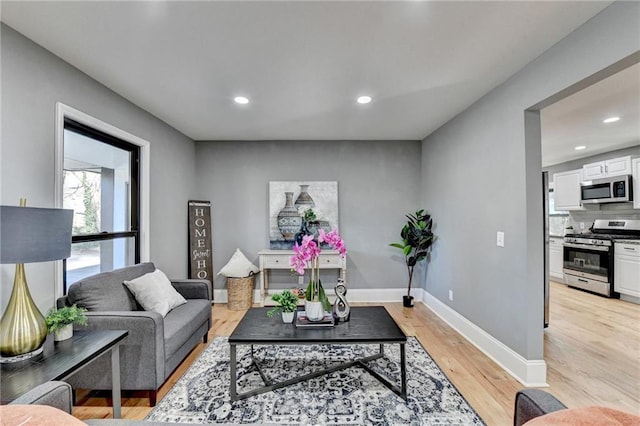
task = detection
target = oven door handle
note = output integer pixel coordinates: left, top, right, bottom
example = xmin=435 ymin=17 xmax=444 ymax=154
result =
xmin=563 ymin=242 xmax=610 ymax=252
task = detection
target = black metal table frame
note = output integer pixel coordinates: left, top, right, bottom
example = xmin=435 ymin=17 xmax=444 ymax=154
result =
xmin=229 ymin=340 xmax=406 ymax=401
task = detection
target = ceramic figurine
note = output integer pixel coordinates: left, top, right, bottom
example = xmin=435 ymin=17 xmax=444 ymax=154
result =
xmin=332 ymin=279 xmax=350 ymax=322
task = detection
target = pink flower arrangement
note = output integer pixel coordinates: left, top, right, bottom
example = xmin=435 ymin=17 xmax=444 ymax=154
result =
xmin=290 ymin=229 xmax=347 ymax=310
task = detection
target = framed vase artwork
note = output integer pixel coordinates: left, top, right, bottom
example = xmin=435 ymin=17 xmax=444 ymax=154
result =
xmin=269 ymin=181 xmax=339 ymax=250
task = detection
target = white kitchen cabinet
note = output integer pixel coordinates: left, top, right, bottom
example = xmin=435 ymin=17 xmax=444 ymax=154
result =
xmin=553 ymin=169 xmax=583 ymax=211
xmin=583 ymin=156 xmax=632 ymax=180
xmin=614 ymin=242 xmax=640 ymax=298
xmin=549 ymin=237 xmax=564 ymax=281
xmin=633 ymin=158 xmax=640 ymax=210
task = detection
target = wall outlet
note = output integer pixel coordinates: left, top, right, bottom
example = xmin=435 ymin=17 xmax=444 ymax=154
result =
xmin=497 ymin=231 xmax=505 ymax=247
xmin=448 ymin=290 xmax=453 ymax=301
xmin=580 ymin=222 xmax=585 ymax=230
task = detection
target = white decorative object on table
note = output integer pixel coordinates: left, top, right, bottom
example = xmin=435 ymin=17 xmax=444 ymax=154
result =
xmin=54 ymin=324 xmax=73 ymax=341
xmin=281 ymin=311 xmax=295 ymax=323
xmin=304 ymin=301 xmax=324 ymax=322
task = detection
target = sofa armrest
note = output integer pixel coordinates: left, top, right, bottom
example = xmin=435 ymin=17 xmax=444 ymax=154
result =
xmin=10 ymin=381 xmax=73 ymax=413
xmin=171 ymin=279 xmax=212 ymax=300
xmin=514 ymin=389 xmax=567 ymax=426
xmin=72 ymin=311 xmax=165 ymax=388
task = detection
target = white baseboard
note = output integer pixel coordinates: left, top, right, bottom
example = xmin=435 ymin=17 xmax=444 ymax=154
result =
xmin=212 ymin=286 xmax=547 ymax=386
xmin=213 ymin=287 xmax=416 ymax=304
xmin=422 ymin=291 xmax=548 ymax=387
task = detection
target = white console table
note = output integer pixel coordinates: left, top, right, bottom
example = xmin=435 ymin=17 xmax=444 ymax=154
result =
xmin=258 ymin=249 xmax=347 ymax=304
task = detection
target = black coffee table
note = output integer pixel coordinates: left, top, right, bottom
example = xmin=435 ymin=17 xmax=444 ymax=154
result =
xmin=228 ymin=306 xmax=407 ymax=401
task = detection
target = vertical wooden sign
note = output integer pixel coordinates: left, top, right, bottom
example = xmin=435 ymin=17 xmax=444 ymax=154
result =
xmin=188 ymin=200 xmax=213 ymax=300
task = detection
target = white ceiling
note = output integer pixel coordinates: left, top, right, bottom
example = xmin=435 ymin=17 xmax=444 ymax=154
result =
xmin=541 ymin=63 xmax=640 ymax=167
xmin=3 ymin=0 xmax=628 ymax=163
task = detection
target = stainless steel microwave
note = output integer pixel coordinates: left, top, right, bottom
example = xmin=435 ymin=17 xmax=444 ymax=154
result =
xmin=581 ymin=175 xmax=633 ymax=204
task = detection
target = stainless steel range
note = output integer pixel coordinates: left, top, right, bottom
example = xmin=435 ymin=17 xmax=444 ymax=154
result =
xmin=563 ymin=219 xmax=640 ymax=297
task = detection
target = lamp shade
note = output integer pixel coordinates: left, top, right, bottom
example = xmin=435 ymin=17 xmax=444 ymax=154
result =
xmin=0 ymin=206 xmax=73 ymax=264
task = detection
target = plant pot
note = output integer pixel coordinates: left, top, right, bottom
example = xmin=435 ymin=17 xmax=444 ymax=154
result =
xmin=305 ymin=300 xmax=325 ymax=321
xmin=53 ymin=324 xmax=73 ymax=341
xmin=281 ymin=311 xmax=295 ymax=323
xmin=402 ymin=295 xmax=414 ymax=308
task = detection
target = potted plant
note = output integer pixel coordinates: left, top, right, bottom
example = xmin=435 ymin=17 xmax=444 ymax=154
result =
xmin=45 ymin=304 xmax=88 ymax=341
xmin=390 ymin=209 xmax=434 ymax=308
xmin=267 ymin=290 xmax=299 ymax=323
xmin=291 ymin=229 xmax=347 ymax=321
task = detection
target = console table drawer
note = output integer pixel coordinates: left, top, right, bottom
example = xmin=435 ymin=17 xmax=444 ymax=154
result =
xmin=318 ymin=255 xmax=342 ymax=268
xmin=263 ymin=255 xmax=291 ymax=268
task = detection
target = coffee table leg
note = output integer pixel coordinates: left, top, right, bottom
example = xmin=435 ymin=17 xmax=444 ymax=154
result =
xmin=111 ymin=344 xmax=121 ymax=418
xmin=230 ymin=344 xmax=237 ymax=401
xmin=400 ymin=342 xmax=406 ymax=400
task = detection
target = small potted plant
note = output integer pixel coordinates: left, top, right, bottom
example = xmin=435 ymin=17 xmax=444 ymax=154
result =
xmin=267 ymin=290 xmax=299 ymax=323
xmin=45 ymin=304 xmax=88 ymax=341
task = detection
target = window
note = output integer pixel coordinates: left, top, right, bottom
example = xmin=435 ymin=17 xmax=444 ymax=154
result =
xmin=62 ymin=119 xmax=140 ymax=290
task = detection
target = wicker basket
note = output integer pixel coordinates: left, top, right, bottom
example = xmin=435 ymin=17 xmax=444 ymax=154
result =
xmin=226 ymin=273 xmax=255 ymax=311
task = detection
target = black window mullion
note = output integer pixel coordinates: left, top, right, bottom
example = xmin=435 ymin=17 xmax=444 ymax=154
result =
xmin=63 ymin=118 xmax=141 ymax=291
xmin=72 ymin=231 xmax=138 ymax=243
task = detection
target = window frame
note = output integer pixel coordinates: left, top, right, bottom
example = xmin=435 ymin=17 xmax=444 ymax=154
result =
xmin=55 ymin=103 xmax=150 ymax=299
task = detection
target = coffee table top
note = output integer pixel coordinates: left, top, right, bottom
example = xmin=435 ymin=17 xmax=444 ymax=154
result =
xmin=229 ymin=306 xmax=406 ymax=345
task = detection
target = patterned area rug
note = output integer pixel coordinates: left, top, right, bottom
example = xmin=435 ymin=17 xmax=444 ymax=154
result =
xmin=146 ymin=336 xmax=485 ymax=425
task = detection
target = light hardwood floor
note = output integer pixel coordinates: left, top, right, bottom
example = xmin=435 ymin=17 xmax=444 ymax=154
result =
xmin=73 ymin=281 xmax=640 ymax=424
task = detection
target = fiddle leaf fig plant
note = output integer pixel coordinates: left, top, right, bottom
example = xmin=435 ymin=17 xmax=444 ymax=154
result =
xmin=390 ymin=209 xmax=434 ymax=300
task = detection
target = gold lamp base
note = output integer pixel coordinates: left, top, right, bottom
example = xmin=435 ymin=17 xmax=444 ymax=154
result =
xmin=0 ymin=263 xmax=48 ymax=361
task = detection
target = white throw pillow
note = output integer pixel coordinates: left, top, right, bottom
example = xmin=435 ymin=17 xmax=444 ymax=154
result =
xmin=123 ymin=269 xmax=187 ymax=317
xmin=218 ymin=248 xmax=259 ymax=278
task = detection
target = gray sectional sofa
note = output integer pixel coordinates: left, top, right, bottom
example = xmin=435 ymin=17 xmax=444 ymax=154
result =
xmin=57 ymin=262 xmax=212 ymax=406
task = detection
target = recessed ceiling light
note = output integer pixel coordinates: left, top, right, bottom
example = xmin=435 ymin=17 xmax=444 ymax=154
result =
xmin=357 ymin=96 xmax=372 ymax=104
xmin=603 ymin=116 xmax=620 ymax=123
xmin=574 ymin=145 xmax=587 ymax=151
xmin=234 ymin=96 xmax=249 ymax=105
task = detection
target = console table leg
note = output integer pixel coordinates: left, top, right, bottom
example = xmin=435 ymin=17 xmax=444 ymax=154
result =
xmin=111 ymin=344 xmax=122 ymax=418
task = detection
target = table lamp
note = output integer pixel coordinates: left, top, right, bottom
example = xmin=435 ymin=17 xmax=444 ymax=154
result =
xmin=0 ymin=199 xmax=73 ymax=362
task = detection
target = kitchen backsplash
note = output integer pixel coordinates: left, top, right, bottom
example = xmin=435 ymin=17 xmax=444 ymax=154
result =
xmin=566 ymin=204 xmax=640 ymax=233
xmin=549 ymin=215 xmax=570 ymax=236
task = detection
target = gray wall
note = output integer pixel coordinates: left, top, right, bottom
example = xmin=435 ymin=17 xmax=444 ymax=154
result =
xmin=420 ymin=2 xmax=640 ymax=360
xmin=194 ymin=140 xmax=421 ymax=292
xmin=0 ymin=24 xmax=198 ymax=313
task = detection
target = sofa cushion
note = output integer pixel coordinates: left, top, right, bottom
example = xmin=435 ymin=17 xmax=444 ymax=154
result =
xmin=67 ymin=263 xmax=156 ymax=311
xmin=124 ymin=269 xmax=187 ymax=317
xmin=163 ymin=299 xmax=211 ymax=357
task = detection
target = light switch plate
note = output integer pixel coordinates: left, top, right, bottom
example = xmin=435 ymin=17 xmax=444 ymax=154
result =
xmin=497 ymin=231 xmax=505 ymax=247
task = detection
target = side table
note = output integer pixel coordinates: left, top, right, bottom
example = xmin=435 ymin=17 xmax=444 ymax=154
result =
xmin=1 ymin=330 xmax=128 ymax=418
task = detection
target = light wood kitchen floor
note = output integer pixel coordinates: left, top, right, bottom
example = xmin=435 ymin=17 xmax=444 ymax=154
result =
xmin=74 ymin=281 xmax=640 ymax=425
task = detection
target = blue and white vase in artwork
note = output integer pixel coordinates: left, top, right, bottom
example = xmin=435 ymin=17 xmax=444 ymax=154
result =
xmin=277 ymin=192 xmax=302 ymax=241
